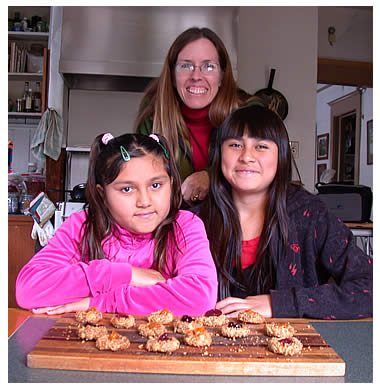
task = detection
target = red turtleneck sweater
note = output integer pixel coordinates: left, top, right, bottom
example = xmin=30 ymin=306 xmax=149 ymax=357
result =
xmin=181 ymin=104 xmax=213 ymax=172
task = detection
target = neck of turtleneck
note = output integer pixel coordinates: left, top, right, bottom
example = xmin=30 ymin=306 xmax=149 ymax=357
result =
xmin=181 ymin=103 xmax=213 ymax=172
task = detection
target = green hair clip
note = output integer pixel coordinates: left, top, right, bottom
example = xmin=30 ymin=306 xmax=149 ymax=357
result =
xmin=120 ymin=146 xmax=131 ymax=161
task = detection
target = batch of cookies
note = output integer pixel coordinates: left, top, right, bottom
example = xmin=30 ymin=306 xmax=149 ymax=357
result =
xmin=74 ymin=306 xmax=303 ymax=356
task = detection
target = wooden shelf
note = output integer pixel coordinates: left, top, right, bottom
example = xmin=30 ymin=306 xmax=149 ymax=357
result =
xmin=8 ymin=112 xmax=42 ymax=117
xmin=8 ymin=31 xmax=49 ymax=41
xmin=9 ymin=72 xmax=43 ymax=77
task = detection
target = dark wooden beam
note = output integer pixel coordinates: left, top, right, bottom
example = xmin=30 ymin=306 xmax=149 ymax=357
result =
xmin=317 ymin=58 xmax=372 ymax=87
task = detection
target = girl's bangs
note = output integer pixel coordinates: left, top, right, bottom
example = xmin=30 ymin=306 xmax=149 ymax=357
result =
xmin=222 ymin=115 xmax=279 ymax=145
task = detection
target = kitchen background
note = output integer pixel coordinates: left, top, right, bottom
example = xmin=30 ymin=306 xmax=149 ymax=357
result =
xmin=7 ymin=5 xmax=373 ymax=309
xmin=8 ymin=5 xmax=373 ymax=200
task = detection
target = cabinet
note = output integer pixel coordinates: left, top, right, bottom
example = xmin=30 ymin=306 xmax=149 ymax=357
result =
xmin=8 ymin=6 xmax=50 ymax=117
xmin=8 ymin=31 xmax=49 ymax=117
xmin=8 ymin=7 xmax=51 ymax=176
xmin=8 ymin=215 xmax=36 ymax=308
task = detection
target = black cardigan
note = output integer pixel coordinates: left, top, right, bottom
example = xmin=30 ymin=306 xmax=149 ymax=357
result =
xmin=197 ymin=187 xmax=373 ymax=320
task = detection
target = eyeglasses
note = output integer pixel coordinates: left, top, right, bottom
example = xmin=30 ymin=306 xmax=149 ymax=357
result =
xmin=175 ymin=62 xmax=220 ymax=74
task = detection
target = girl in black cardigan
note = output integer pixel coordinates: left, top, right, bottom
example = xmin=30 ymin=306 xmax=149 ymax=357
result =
xmin=198 ymin=105 xmax=372 ymax=319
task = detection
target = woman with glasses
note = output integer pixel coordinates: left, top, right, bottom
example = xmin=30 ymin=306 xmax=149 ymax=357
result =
xmin=134 ymin=27 xmax=261 ymax=206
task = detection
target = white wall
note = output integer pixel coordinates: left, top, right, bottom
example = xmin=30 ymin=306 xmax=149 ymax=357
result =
xmin=318 ymin=6 xmax=373 ymax=62
xmin=237 ymin=6 xmax=318 ymax=192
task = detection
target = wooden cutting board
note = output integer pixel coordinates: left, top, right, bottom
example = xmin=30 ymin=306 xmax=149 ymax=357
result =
xmin=27 ymin=314 xmax=345 ymax=376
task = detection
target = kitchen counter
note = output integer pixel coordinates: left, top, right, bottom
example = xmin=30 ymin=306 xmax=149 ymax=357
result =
xmin=8 ymin=309 xmax=372 ymax=383
xmin=8 ymin=216 xmax=36 ymax=308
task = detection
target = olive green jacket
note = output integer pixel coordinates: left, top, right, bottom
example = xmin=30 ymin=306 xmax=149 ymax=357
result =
xmin=136 ymin=117 xmax=208 ymax=182
xmin=136 ymin=100 xmax=263 ymax=182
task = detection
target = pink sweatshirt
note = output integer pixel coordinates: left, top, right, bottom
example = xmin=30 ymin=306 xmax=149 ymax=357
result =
xmin=16 ymin=210 xmax=218 ymax=316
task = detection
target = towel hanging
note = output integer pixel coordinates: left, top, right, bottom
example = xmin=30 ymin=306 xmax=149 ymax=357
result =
xmin=31 ymin=108 xmax=64 ymax=164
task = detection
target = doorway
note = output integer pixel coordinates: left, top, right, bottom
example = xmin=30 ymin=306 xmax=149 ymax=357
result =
xmin=328 ymin=90 xmax=361 ymax=184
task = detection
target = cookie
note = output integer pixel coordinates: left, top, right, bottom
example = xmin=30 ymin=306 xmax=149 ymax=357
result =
xmin=267 ymin=336 xmax=303 ymax=356
xmin=237 ymin=309 xmax=265 ymax=324
xmin=78 ymin=325 xmax=108 ymax=341
xmin=221 ymin=321 xmax=251 ymax=338
xmin=110 ymin=314 xmax=135 ymax=329
xmin=184 ymin=326 xmax=212 ymax=347
xmin=147 ymin=308 xmax=174 ymax=325
xmin=265 ymin=322 xmax=295 ymax=338
xmin=75 ymin=307 xmax=103 ymax=325
xmin=145 ymin=333 xmax=180 ymax=353
xmin=96 ymin=330 xmax=130 ymax=351
xmin=138 ymin=321 xmax=166 ymax=338
xmin=173 ymin=315 xmax=203 ymax=334
xmin=201 ymin=309 xmax=228 ymax=327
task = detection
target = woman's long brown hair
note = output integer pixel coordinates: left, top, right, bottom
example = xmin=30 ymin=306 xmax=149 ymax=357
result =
xmin=134 ymin=27 xmax=257 ymax=161
xmin=199 ymin=105 xmax=293 ymax=298
xmin=79 ymin=133 xmax=183 ymax=273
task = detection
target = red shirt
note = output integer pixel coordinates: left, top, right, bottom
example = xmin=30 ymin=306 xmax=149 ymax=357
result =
xmin=240 ymin=236 xmax=260 ymax=269
xmin=181 ymin=104 xmax=213 ymax=172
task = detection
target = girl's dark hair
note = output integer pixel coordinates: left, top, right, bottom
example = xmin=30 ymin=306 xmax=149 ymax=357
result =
xmin=199 ymin=105 xmax=292 ymax=298
xmin=80 ymin=133 xmax=182 ymax=273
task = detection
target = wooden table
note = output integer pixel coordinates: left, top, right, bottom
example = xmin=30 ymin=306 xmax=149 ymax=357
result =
xmin=8 ymin=309 xmax=373 ymax=383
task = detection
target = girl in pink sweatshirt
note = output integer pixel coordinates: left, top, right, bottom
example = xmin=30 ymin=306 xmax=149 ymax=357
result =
xmin=16 ymin=133 xmax=217 ymax=316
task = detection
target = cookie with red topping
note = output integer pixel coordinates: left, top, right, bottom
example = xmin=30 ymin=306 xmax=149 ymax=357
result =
xmin=201 ymin=309 xmax=228 ymax=327
xmin=173 ymin=315 xmax=203 ymax=334
xmin=145 ymin=333 xmax=180 ymax=353
xmin=267 ymin=336 xmax=303 ymax=356
xmin=221 ymin=321 xmax=251 ymax=338
xmin=110 ymin=314 xmax=135 ymax=329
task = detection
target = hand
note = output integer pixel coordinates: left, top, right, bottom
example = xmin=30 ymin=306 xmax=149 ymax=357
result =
xmin=130 ymin=267 xmax=166 ymax=287
xmin=215 ymin=295 xmax=273 ymax=318
xmin=32 ymin=297 xmax=90 ymax=315
xmin=181 ymin=170 xmax=209 ymax=204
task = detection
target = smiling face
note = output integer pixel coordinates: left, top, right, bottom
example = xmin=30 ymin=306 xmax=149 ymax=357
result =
xmin=221 ymin=133 xmax=279 ymax=198
xmin=174 ymin=38 xmax=223 ymax=110
xmin=98 ymin=154 xmax=172 ymax=235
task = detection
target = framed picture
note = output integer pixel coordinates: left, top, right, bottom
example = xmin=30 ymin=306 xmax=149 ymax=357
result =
xmin=317 ymin=163 xmax=327 ymax=182
xmin=317 ymin=133 xmax=329 ymax=160
xmin=367 ymin=120 xmax=373 ymax=165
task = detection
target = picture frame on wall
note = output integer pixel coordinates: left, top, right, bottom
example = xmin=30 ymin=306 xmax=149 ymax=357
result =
xmin=317 ymin=133 xmax=329 ymax=160
xmin=367 ymin=120 xmax=373 ymax=165
xmin=317 ymin=163 xmax=327 ymax=182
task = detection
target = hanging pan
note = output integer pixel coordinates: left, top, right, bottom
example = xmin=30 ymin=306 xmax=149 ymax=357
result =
xmin=254 ymin=68 xmax=289 ymax=120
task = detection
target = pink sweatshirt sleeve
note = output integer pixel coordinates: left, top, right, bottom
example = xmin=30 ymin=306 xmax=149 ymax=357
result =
xmin=90 ymin=211 xmax=218 ymax=316
xmin=15 ymin=212 xmax=132 ymax=310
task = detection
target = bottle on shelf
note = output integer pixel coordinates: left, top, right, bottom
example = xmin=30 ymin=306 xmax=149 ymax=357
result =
xmin=22 ymin=81 xmax=29 ymax=112
xmin=21 ymin=17 xmax=28 ymax=31
xmin=24 ymin=83 xmax=33 ymax=113
xmin=33 ymin=81 xmax=41 ymax=112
